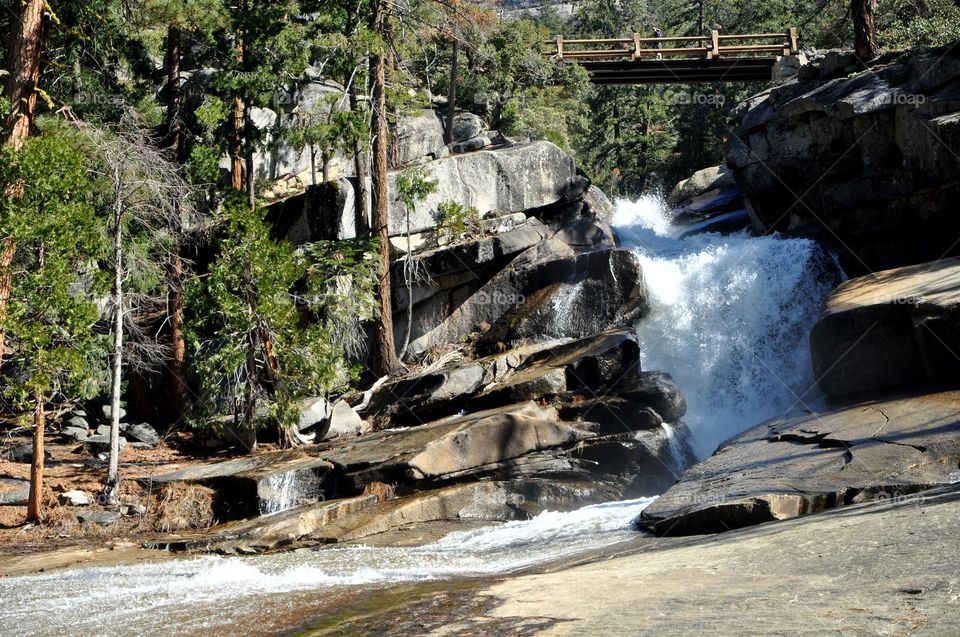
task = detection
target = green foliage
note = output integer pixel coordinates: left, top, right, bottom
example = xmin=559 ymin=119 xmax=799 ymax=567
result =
xmin=0 ymin=130 xmax=107 ymax=411
xmin=878 ymin=0 xmax=960 ymax=50
xmin=396 ymin=166 xmax=439 ymax=218
xmin=186 ymin=195 xmax=372 ymax=437
xmin=434 ymin=201 xmax=481 ymax=241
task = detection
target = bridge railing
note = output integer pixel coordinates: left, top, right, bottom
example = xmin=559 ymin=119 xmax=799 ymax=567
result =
xmin=545 ymin=29 xmax=798 ymax=62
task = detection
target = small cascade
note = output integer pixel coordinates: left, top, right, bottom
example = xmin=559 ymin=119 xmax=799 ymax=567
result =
xmin=259 ymin=471 xmax=303 ymax=516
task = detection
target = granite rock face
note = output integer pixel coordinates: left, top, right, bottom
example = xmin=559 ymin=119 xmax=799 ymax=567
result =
xmin=637 ymin=389 xmax=960 ymax=536
xmin=809 ymin=257 xmax=960 ymax=397
xmin=727 ymin=47 xmax=960 ymax=272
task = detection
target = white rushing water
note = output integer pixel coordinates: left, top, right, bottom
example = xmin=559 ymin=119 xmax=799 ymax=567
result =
xmin=0 ymin=498 xmax=653 ymax=637
xmin=613 ymin=194 xmax=840 ymax=458
xmin=0 ymin=193 xmax=841 ymax=637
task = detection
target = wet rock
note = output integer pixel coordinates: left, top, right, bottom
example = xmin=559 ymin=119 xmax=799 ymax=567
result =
xmin=667 ymin=164 xmax=737 ymax=208
xmin=809 ymin=257 xmax=960 ymax=397
xmin=676 ymin=209 xmax=751 ymax=239
xmin=618 ymin=371 xmax=687 ymax=423
xmin=371 ymin=328 xmax=646 ymax=426
xmin=0 ymin=478 xmax=30 ymax=505
xmin=408 ymin=241 xmax=647 ymax=356
xmin=324 ymin=402 xmax=592 ymax=486
xmin=474 ymin=247 xmax=647 ymax=353
xmin=163 ymin=494 xmax=381 ymax=553
xmin=550 ymin=218 xmax=617 ymax=249
xmin=637 ymin=390 xmax=960 ymax=536
xmin=59 ymin=490 xmax=91 ymax=506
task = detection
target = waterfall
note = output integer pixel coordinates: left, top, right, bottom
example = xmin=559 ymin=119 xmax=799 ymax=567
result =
xmin=259 ymin=471 xmax=303 ymax=515
xmin=614 ymin=194 xmax=842 ymax=458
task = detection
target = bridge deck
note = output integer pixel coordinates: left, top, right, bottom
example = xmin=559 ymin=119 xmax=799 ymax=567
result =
xmin=547 ymin=29 xmax=797 ymax=85
xmin=583 ymin=58 xmax=778 ymax=85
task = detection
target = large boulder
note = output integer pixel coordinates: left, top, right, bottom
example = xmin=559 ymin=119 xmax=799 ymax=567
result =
xmin=394 ymin=109 xmax=447 ymax=166
xmin=407 ymin=240 xmax=647 ymax=356
xmin=667 ymin=164 xmax=737 ymax=207
xmin=323 ymin=402 xmax=593 ymax=486
xmin=809 ymin=257 xmax=960 ymax=397
xmin=0 ymin=478 xmax=29 ymax=505
xmin=727 ymin=47 xmax=960 ymax=273
xmin=387 ymin=141 xmax=586 ymax=237
xmin=637 ymin=389 xmax=960 ymax=536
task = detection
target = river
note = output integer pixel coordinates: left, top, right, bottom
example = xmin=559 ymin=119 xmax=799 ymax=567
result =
xmin=0 ymin=195 xmax=840 ymax=636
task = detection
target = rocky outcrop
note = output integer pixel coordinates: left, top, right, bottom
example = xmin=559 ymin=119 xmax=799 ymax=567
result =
xmin=406 ymin=240 xmax=647 ymax=357
xmin=727 ymin=46 xmax=960 ymax=273
xmin=387 ymin=141 xmax=584 ymax=236
xmin=636 ymin=389 xmax=960 ymax=536
xmin=809 ymin=257 xmax=960 ymax=397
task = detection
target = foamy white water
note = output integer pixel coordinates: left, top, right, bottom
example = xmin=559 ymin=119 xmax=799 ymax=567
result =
xmin=0 ymin=498 xmax=654 ymax=637
xmin=614 ymin=195 xmax=841 ymax=458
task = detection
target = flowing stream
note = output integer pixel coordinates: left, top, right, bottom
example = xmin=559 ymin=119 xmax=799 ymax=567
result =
xmin=0 ymin=195 xmax=840 ymax=636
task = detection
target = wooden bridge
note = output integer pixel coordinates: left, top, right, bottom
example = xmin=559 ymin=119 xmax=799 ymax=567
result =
xmin=546 ymin=29 xmax=799 ymax=84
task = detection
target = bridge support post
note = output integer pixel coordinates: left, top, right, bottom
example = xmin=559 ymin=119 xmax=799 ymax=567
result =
xmin=710 ymin=30 xmax=720 ymax=59
xmin=555 ymin=35 xmax=564 ymax=60
xmin=788 ymin=27 xmax=798 ymax=55
xmin=632 ymin=33 xmax=641 ymax=61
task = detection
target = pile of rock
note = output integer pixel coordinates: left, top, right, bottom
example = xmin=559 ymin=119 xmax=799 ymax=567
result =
xmin=56 ymin=404 xmax=162 ymax=455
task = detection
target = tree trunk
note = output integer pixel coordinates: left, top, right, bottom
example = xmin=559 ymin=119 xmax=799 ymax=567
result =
xmin=370 ymin=0 xmax=401 ymax=376
xmin=231 ymin=0 xmax=248 ymax=192
xmin=444 ymin=39 xmax=459 ymax=144
xmin=0 ymin=238 xmax=16 ymax=367
xmin=26 ymin=389 xmax=45 ymax=524
xmin=166 ymin=25 xmax=183 ymax=155
xmin=852 ymin=0 xmax=880 ymax=61
xmin=231 ymin=95 xmax=246 ymax=191
xmin=169 ymin=248 xmax=188 ymax=423
xmin=3 ymin=0 xmax=45 ymax=151
xmin=105 ymin=196 xmax=124 ymax=505
xmin=349 ymin=85 xmax=370 ymax=237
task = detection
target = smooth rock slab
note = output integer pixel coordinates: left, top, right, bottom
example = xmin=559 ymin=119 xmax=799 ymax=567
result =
xmin=323 ymin=402 xmax=592 ymax=486
xmin=637 ymin=389 xmax=960 ymax=536
xmin=809 ymin=256 xmax=960 ymax=397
